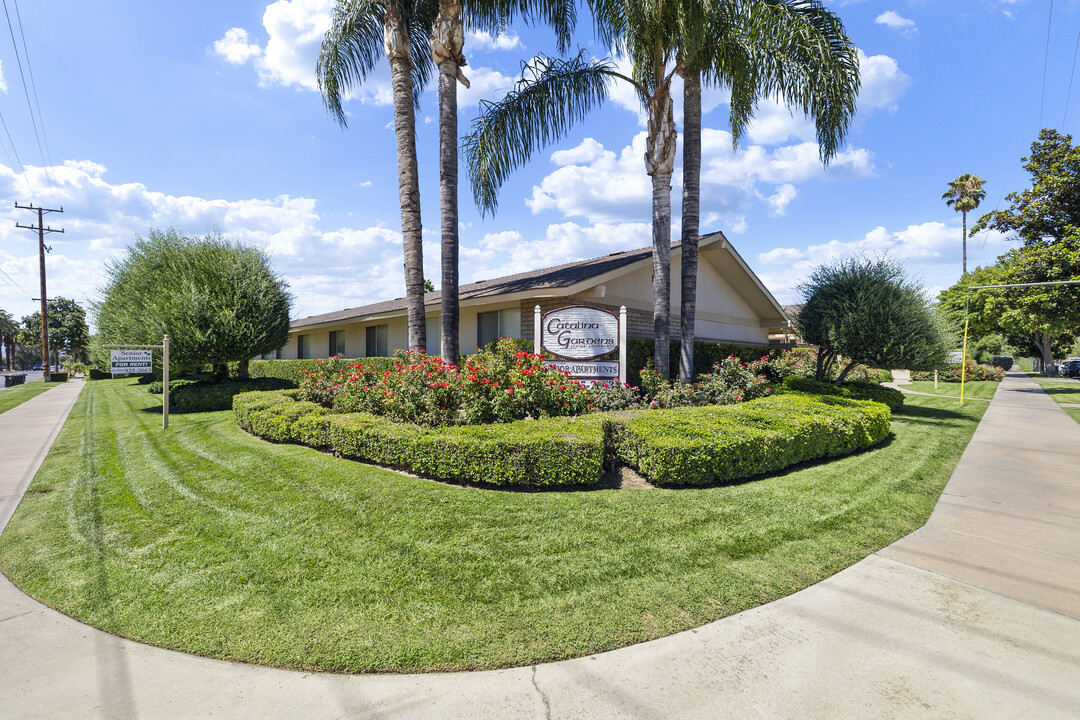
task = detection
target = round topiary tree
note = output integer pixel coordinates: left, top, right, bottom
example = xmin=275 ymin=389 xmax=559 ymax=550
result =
xmin=797 ymin=257 xmax=948 ymax=383
xmin=94 ymin=229 xmax=292 ymax=378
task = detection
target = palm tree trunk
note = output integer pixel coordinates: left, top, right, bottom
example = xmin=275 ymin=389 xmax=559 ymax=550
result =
xmin=679 ymin=69 xmax=701 ymax=384
xmin=963 ymin=209 xmax=972 ymax=278
xmin=645 ymin=86 xmax=676 ymax=378
xmin=432 ymin=1 xmax=467 ymax=365
xmin=385 ymin=5 xmax=426 ymax=354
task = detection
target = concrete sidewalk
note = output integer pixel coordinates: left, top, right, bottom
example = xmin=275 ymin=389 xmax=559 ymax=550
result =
xmin=2 ymin=372 xmax=1079 ymax=718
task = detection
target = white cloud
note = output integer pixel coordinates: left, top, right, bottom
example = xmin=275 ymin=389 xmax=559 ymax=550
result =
xmin=462 ymin=221 xmax=649 ymax=283
xmin=213 ymin=28 xmax=262 ymax=64
xmin=0 ymin=159 xmax=428 ymax=321
xmin=875 ymin=11 xmax=918 ymax=38
xmin=466 ymin=30 xmax=522 ymax=51
xmin=753 ymin=221 xmax=1015 ymax=302
xmin=526 ymin=130 xmax=874 ymax=230
xmin=458 ymin=66 xmax=516 ymax=107
xmin=858 ymin=50 xmax=913 ymax=112
xmin=762 ymin=184 xmax=798 ymax=216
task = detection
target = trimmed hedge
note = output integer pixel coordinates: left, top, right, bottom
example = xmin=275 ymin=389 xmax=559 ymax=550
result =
xmin=49 ymin=371 xmax=69 ymax=383
xmin=610 ymin=394 xmax=890 ymax=486
xmin=235 ymin=389 xmax=891 ymax=489
xmin=782 ymin=375 xmax=905 ymax=411
xmin=235 ymin=390 xmax=604 ymax=487
xmin=248 ymin=357 xmax=397 ymax=386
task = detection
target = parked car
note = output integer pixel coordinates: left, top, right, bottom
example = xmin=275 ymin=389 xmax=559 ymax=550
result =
xmin=32 ymin=364 xmax=42 ymax=371
xmin=1060 ymin=359 xmax=1080 ymax=378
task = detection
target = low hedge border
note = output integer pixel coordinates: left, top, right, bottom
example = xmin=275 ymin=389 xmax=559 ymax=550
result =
xmin=235 ymin=389 xmax=891 ymax=489
xmin=610 ymin=394 xmax=891 ymax=486
xmin=781 ymin=375 xmax=905 ymax=411
xmin=248 ymin=357 xmax=397 ymax=386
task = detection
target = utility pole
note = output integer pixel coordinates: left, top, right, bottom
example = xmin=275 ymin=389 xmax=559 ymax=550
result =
xmin=15 ymin=203 xmax=64 ymax=382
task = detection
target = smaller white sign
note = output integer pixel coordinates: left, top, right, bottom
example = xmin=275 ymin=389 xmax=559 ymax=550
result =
xmin=547 ymin=361 xmax=619 ymax=380
xmin=111 ymin=349 xmax=153 ymax=374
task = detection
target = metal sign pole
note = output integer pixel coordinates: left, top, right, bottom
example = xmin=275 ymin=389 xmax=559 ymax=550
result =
xmin=619 ymin=306 xmax=627 ymax=384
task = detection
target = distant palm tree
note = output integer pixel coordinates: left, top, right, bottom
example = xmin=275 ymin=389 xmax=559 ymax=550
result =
xmin=676 ymin=0 xmax=859 ymax=381
xmin=942 ymin=173 xmax=987 ymax=275
xmin=319 ymin=0 xmax=437 ymax=353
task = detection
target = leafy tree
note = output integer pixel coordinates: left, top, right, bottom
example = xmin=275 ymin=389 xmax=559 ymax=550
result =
xmin=319 ymin=0 xmax=437 ymax=354
xmin=0 ymin=308 xmax=17 ymax=371
xmin=935 ymin=264 xmax=1005 ymax=349
xmin=93 ymin=229 xmax=292 ymax=379
xmin=942 ymin=172 xmax=986 ymax=275
xmin=19 ymin=297 xmax=89 ymax=367
xmin=972 ymin=129 xmax=1080 ymax=246
xmin=796 ymin=257 xmax=948 ymax=382
xmin=986 ymin=237 xmax=1080 ymax=374
xmin=677 ymin=0 xmax=859 ymax=381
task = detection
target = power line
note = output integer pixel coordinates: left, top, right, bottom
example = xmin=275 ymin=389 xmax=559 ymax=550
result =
xmin=0 ymin=110 xmax=34 ymax=196
xmin=0 ymin=265 xmax=27 ymax=293
xmin=1039 ymin=0 xmax=1054 ymax=128
xmin=11 ymin=0 xmax=50 ymax=163
xmin=1 ymin=0 xmax=55 ymax=202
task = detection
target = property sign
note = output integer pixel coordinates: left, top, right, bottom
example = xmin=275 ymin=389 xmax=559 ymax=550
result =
xmin=110 ymin=349 xmax=153 ymax=374
xmin=541 ymin=306 xmax=619 ymax=360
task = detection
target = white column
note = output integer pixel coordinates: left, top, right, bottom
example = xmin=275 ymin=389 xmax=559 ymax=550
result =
xmin=534 ymin=305 xmax=542 ymax=355
xmin=619 ymin=305 xmax=627 ymax=384
xmin=162 ymin=334 xmax=170 ymax=430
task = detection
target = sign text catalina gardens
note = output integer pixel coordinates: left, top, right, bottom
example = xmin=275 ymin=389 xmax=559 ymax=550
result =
xmin=535 ymin=305 xmax=627 ymax=385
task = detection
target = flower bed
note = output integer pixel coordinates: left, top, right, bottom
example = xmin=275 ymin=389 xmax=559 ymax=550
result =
xmin=910 ymin=360 xmax=1005 ymax=382
xmin=235 ymin=390 xmax=891 ymax=488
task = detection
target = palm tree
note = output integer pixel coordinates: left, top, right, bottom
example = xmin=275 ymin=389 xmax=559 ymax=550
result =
xmin=429 ymin=0 xmax=574 ymax=365
xmin=319 ymin=0 xmax=437 ymax=353
xmin=465 ymin=0 xmax=683 ymax=374
xmin=464 ymin=0 xmax=859 ymax=378
xmin=676 ymin=0 xmax=860 ymax=381
xmin=942 ymin=173 xmax=987 ymax=275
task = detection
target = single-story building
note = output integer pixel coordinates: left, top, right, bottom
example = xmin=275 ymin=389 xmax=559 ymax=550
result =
xmin=278 ymin=231 xmax=791 ymax=360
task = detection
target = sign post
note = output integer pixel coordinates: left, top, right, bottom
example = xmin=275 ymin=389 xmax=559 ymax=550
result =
xmin=534 ymin=305 xmax=626 ymax=385
xmin=106 ymin=335 xmax=170 ymax=429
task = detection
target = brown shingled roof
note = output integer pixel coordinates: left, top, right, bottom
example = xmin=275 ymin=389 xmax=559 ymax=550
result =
xmin=290 ymin=243 xmax=658 ymax=329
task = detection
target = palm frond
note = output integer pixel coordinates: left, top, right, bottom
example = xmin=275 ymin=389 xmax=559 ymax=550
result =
xmin=463 ymin=53 xmax=617 ymax=216
xmin=318 ymin=0 xmax=387 ymax=128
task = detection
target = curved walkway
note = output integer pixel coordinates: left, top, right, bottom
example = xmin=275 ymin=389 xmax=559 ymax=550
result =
xmin=2 ymin=373 xmax=1079 ymax=718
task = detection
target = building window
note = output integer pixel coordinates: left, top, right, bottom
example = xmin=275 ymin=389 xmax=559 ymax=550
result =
xmin=476 ymin=307 xmax=521 ymax=350
xmin=297 ymin=334 xmax=310 ymax=359
xmin=276 ymin=347 xmax=284 ymax=360
xmin=329 ymin=330 xmax=345 ymax=358
xmin=425 ymin=316 xmax=439 ymax=354
xmin=365 ymin=324 xmax=388 ymax=357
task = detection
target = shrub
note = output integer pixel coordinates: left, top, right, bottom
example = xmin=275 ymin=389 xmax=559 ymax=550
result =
xmin=609 ymin=394 xmax=891 ymax=486
xmin=781 ymin=375 xmax=904 ymax=410
xmin=88 ymin=368 xmax=112 ymax=380
xmin=991 ymin=355 xmax=1014 ymax=371
xmin=236 ymin=390 xmax=605 ymax=487
xmin=49 ymin=371 xmax=69 ymax=383
xmin=303 ymin=340 xmax=594 ymax=426
xmin=910 ymin=361 xmax=1005 ymax=382
xmin=626 ymin=338 xmax=780 ymax=384
xmin=236 ymin=390 xmax=891 ymax=488
xmin=639 ymin=356 xmax=771 ymax=408
xmin=585 ymin=381 xmax=648 ymax=412
xmin=248 ymin=357 xmax=397 ymax=386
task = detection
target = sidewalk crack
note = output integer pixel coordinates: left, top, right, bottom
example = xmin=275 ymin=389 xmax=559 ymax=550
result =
xmin=531 ymin=665 xmax=552 ymax=720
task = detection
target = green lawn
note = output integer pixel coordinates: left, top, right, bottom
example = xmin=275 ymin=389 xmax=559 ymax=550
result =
xmin=900 ymin=380 xmax=1000 ymax=400
xmin=1031 ymin=379 xmax=1080 ymax=416
xmin=0 ymin=382 xmax=65 ymax=415
xmin=0 ymin=378 xmax=988 ymax=673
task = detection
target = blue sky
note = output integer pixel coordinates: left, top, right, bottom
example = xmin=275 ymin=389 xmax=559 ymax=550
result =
xmin=0 ymin=0 xmax=1078 ymax=325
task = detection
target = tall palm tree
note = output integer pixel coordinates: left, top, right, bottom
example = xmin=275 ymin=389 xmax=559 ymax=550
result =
xmin=465 ymin=0 xmax=858 ymax=378
xmin=430 ymin=0 xmax=574 ymax=365
xmin=676 ymin=0 xmax=859 ymax=381
xmin=465 ymin=0 xmax=683 ymax=374
xmin=942 ymin=172 xmax=987 ymax=275
xmin=319 ymin=0 xmax=437 ymax=353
